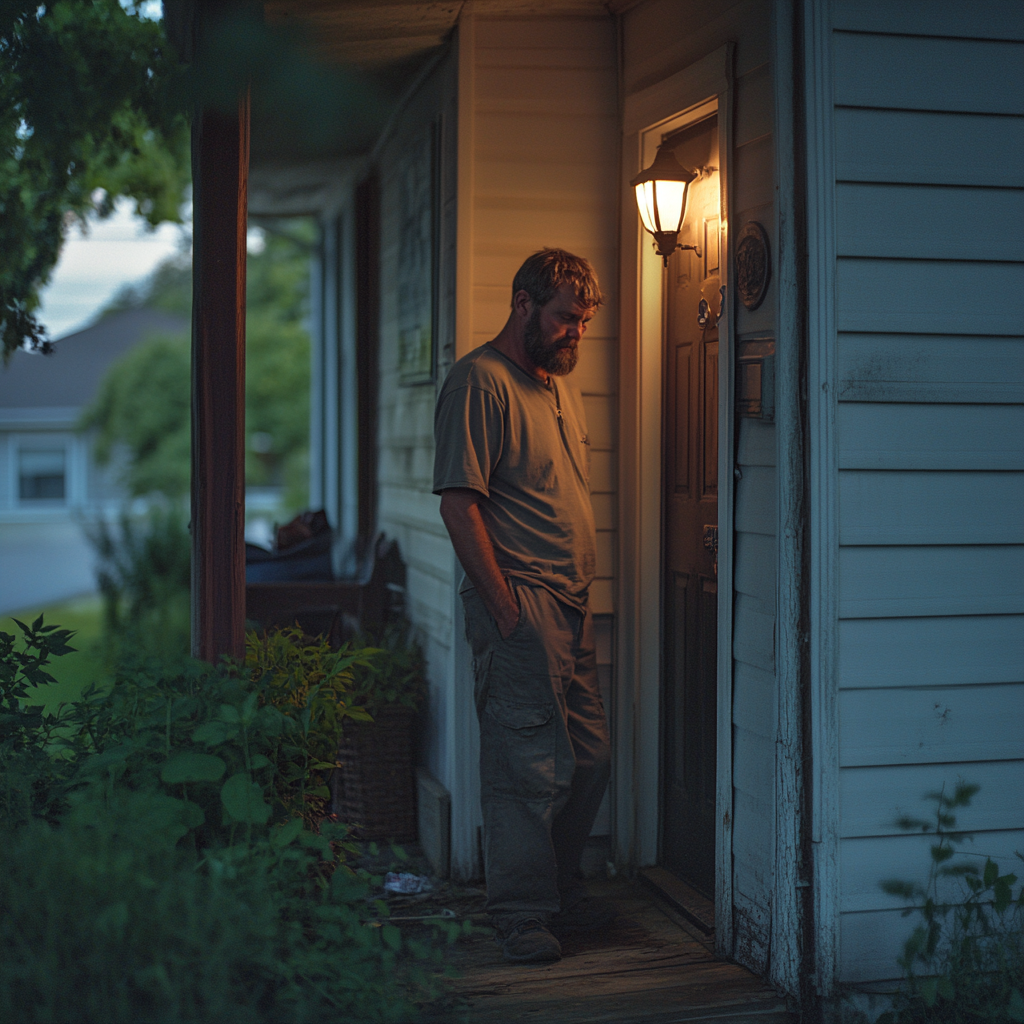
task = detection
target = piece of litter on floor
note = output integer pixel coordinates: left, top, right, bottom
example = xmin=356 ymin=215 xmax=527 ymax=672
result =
xmin=384 ymin=872 xmax=434 ymax=894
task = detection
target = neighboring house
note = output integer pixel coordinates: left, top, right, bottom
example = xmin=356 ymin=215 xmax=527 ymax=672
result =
xmin=0 ymin=307 xmax=187 ymax=523
xmin=187 ymin=0 xmax=1023 ymax=1012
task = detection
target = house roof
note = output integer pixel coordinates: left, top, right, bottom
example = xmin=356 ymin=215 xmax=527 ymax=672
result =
xmin=0 ymin=307 xmax=188 ymax=414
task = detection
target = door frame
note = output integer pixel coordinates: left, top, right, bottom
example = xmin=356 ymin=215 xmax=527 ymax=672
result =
xmin=615 ymin=43 xmax=736 ymax=954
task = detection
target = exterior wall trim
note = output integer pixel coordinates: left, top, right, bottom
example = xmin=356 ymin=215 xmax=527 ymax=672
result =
xmin=802 ymin=0 xmax=841 ymax=1001
xmin=770 ymin=0 xmax=805 ymax=997
xmin=617 ymin=43 xmax=735 ymax=955
xmin=447 ymin=6 xmax=484 ymax=881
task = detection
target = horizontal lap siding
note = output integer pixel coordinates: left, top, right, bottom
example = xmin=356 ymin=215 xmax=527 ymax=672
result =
xmin=377 ymin=55 xmax=459 ymax=784
xmin=473 ymin=17 xmax=618 ymax=617
xmin=831 ymin=2 xmax=1024 ymax=985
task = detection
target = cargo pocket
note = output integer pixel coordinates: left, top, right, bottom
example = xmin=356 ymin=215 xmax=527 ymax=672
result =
xmin=472 ymin=649 xmax=493 ymax=715
xmin=482 ymin=698 xmax=556 ymax=799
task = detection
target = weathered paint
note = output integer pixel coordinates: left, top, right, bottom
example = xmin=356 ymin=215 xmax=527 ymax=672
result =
xmin=823 ymin=0 xmax=1024 ymax=987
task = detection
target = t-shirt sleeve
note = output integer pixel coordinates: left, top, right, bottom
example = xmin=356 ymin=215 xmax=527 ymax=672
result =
xmin=433 ymin=384 xmax=505 ymax=496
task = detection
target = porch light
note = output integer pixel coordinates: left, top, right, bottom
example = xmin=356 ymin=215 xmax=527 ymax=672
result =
xmin=631 ymin=145 xmax=701 ymax=265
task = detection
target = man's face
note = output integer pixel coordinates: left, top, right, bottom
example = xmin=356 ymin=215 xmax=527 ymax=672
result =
xmin=522 ymin=284 xmax=594 ymax=377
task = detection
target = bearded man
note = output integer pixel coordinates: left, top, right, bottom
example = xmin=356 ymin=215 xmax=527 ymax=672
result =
xmin=433 ymin=248 xmax=614 ymax=963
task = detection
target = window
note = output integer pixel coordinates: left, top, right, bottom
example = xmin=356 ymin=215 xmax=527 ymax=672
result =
xmin=19 ymin=448 xmax=66 ymax=501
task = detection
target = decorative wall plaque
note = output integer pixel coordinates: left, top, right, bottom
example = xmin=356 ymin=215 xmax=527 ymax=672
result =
xmin=735 ymin=221 xmax=770 ymax=311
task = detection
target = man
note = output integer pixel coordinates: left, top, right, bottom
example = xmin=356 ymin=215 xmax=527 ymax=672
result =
xmin=433 ymin=248 xmax=613 ymax=963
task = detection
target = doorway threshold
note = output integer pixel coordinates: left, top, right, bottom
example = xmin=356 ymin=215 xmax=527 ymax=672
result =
xmin=640 ymin=866 xmax=715 ymax=937
xmin=424 ymin=877 xmax=790 ymax=1023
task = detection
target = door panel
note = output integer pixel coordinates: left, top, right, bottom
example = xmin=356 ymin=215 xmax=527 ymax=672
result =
xmin=661 ymin=113 xmax=720 ymax=897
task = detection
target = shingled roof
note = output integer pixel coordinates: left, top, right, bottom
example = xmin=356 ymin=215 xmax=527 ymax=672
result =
xmin=0 ymin=308 xmax=188 ymax=414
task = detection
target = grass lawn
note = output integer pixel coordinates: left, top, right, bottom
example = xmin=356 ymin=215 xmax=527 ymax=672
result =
xmin=3 ymin=595 xmax=113 ymax=713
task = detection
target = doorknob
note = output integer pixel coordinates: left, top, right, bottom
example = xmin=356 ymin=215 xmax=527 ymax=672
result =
xmin=697 ymin=286 xmax=726 ymax=330
xmin=703 ymin=525 xmax=719 ymax=576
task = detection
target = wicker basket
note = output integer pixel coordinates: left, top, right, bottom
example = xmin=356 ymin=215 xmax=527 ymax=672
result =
xmin=332 ymin=706 xmax=418 ymax=842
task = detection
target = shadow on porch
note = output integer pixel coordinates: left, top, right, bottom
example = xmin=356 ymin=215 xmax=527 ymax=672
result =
xmin=425 ymin=878 xmax=795 ymax=1024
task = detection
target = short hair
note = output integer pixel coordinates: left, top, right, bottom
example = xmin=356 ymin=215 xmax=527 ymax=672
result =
xmin=511 ymin=248 xmax=604 ymax=311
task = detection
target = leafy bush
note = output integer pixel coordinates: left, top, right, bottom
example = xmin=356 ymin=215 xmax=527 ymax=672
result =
xmin=0 ymin=616 xmax=451 ymax=1023
xmin=348 ymin=617 xmax=427 ymax=716
xmin=0 ymin=808 xmax=431 ymax=1023
xmin=245 ymin=626 xmax=374 ymax=828
xmin=878 ymin=783 xmax=1024 ymax=1023
xmin=87 ymin=501 xmax=191 ymax=666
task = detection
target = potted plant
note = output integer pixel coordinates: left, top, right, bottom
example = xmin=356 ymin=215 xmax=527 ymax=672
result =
xmin=331 ymin=617 xmax=427 ymax=841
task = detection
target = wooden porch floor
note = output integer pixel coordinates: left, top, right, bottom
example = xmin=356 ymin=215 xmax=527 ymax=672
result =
xmin=421 ymin=878 xmax=795 ymax=1024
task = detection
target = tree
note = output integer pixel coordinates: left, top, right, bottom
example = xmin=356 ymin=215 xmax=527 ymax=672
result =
xmin=80 ymin=227 xmax=313 ymax=510
xmin=2 ymin=1 xmax=389 ymax=363
xmin=0 ymin=0 xmax=190 ymax=360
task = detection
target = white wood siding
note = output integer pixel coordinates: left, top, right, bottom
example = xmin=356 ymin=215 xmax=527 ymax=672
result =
xmin=470 ymin=15 xmax=619 ymax=618
xmin=830 ymin=0 xmax=1024 ymax=986
xmin=376 ymin=51 xmax=460 ymax=803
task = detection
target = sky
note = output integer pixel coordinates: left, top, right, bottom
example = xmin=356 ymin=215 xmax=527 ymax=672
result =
xmin=35 ymin=200 xmax=189 ymax=341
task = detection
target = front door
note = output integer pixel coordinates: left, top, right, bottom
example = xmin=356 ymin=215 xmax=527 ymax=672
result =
xmin=660 ymin=113 xmax=721 ymax=897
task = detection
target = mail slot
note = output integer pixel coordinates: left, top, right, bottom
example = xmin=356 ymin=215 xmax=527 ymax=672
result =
xmin=737 ymin=350 xmax=775 ymax=422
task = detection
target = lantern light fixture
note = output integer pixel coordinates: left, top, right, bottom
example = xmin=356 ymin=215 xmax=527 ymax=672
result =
xmin=631 ymin=145 xmax=701 ymax=265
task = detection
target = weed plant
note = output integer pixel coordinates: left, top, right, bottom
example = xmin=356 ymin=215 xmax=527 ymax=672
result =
xmin=87 ymin=502 xmax=192 ymax=667
xmin=0 ymin=615 xmax=460 ymax=1023
xmin=348 ymin=617 xmax=428 ymax=716
xmin=878 ymin=783 xmax=1024 ymax=1023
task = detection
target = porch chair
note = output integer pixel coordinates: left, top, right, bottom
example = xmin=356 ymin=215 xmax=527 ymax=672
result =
xmin=245 ymin=532 xmax=406 ymax=646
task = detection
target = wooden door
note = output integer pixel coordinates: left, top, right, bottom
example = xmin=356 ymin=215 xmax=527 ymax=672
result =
xmin=661 ymin=114 xmax=721 ymax=897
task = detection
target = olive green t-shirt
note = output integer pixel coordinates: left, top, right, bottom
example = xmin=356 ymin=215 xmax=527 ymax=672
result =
xmin=433 ymin=344 xmax=596 ymax=611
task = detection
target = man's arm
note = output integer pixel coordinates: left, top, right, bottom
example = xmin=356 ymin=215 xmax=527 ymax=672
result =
xmin=439 ymin=488 xmax=519 ymax=639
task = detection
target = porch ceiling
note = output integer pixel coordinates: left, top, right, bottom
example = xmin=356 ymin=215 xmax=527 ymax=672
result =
xmin=249 ymin=0 xmax=629 ymax=215
xmin=264 ymin=1 xmax=615 ymax=71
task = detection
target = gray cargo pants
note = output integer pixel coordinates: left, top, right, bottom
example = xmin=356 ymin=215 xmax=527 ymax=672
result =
xmin=462 ymin=580 xmax=611 ymax=932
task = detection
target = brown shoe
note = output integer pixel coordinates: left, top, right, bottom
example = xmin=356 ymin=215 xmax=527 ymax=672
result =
xmin=498 ymin=919 xmax=562 ymax=963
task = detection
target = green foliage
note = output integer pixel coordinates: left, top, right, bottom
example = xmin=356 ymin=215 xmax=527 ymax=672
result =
xmin=87 ymin=502 xmax=192 ymax=664
xmin=79 ymin=229 xmax=312 ymax=509
xmin=81 ymin=333 xmax=192 ymax=498
xmin=1 ymin=0 xmax=190 ymax=359
xmin=0 ymin=617 xmax=447 ymax=1022
xmin=348 ymin=618 xmax=428 ymax=716
xmin=0 ymin=810 xmax=431 ymax=1022
xmin=2 ymin=0 xmax=389 ymax=358
xmin=4 ymin=596 xmax=108 ymax=713
xmin=878 ymin=783 xmax=1024 ymax=1023
xmin=245 ymin=309 xmax=312 ymax=507
xmin=0 ymin=614 xmax=81 ymax=825
xmin=104 ymin=250 xmax=192 ymax=318
xmin=244 ymin=626 xmax=375 ymax=828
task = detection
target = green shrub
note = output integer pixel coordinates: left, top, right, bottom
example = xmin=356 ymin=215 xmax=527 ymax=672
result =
xmin=245 ymin=626 xmax=375 ymax=828
xmin=0 ymin=812 xmax=425 ymax=1023
xmin=0 ymin=617 xmax=450 ymax=1022
xmin=86 ymin=502 xmax=192 ymax=666
xmin=878 ymin=783 xmax=1024 ymax=1023
xmin=348 ymin=617 xmax=427 ymax=716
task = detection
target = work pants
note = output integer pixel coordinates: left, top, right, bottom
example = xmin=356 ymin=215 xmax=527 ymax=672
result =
xmin=462 ymin=580 xmax=612 ymax=932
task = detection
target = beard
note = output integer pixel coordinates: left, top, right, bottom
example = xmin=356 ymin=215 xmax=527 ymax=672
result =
xmin=523 ymin=308 xmax=579 ymax=376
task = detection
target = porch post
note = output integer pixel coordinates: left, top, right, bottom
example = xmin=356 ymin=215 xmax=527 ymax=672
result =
xmin=190 ymin=91 xmax=250 ymax=663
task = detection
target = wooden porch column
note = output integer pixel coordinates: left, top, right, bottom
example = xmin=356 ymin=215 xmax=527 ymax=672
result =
xmin=190 ymin=91 xmax=250 ymax=663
